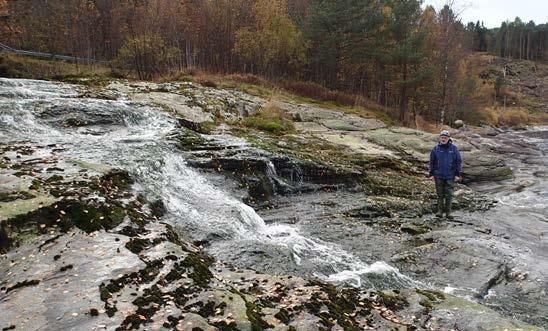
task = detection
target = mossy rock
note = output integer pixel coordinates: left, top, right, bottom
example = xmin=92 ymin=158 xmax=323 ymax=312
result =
xmin=0 ymin=194 xmax=58 ymax=222
xmin=374 ymin=290 xmax=408 ymax=311
xmin=149 ymin=199 xmax=167 ymax=218
xmin=180 ymin=251 xmax=214 ymax=288
xmin=243 ymin=113 xmax=294 ymax=134
xmin=100 ymin=169 xmax=134 ymax=190
xmin=0 ymin=221 xmax=12 ymax=253
xmin=178 ymin=118 xmax=216 ymax=134
xmin=419 ymin=298 xmax=433 ymax=311
xmin=416 ymin=289 xmax=446 ymax=301
xmin=125 ymin=238 xmax=152 ymax=254
xmin=0 ymin=191 xmax=35 ymax=203
xmin=401 ymin=224 xmax=430 ymax=235
xmin=7 ymin=200 xmax=126 ymax=235
xmin=246 ymin=301 xmax=273 ymax=331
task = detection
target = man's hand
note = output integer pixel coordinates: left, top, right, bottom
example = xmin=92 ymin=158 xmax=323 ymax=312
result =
xmin=455 ymin=176 xmax=461 ymax=182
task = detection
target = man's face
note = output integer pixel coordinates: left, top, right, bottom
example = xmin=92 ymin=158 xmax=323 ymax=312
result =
xmin=440 ymin=135 xmax=450 ymax=144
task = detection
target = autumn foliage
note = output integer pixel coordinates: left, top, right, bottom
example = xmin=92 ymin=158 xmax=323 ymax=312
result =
xmin=0 ymin=0 xmax=545 ymax=126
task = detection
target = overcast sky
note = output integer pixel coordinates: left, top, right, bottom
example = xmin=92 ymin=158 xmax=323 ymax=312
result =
xmin=421 ymin=0 xmax=548 ymax=28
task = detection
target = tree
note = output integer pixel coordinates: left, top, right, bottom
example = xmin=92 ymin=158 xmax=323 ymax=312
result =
xmin=116 ymin=34 xmax=180 ymax=79
xmin=385 ymin=0 xmax=431 ymax=124
xmin=234 ymin=0 xmax=307 ymax=77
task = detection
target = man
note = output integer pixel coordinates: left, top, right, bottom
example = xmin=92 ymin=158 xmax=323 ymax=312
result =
xmin=429 ymin=130 xmax=462 ymax=219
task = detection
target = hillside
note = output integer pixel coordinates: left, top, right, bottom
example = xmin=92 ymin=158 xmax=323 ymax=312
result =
xmin=470 ymin=53 xmax=548 ymax=125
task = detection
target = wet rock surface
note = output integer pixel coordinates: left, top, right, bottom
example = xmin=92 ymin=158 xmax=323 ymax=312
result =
xmin=2 ymin=142 xmax=526 ymax=331
xmin=1 ymin=78 xmax=545 ymax=330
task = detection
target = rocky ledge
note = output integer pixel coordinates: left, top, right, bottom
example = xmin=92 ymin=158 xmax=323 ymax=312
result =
xmin=0 ymin=141 xmax=537 ymax=331
xmin=1 ymin=78 xmax=542 ymax=330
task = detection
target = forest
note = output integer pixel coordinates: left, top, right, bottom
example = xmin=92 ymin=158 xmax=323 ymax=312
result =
xmin=1 ymin=0 xmax=546 ymax=126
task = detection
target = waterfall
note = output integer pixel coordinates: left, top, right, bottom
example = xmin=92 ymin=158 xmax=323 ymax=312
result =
xmin=0 ymin=78 xmax=416 ymax=289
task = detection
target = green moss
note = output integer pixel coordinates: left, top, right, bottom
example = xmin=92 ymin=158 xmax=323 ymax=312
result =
xmin=99 ymin=260 xmax=164 ymax=318
xmin=55 ymin=202 xmax=125 ymax=233
xmin=140 ymin=260 xmax=163 ymax=283
xmin=245 ymin=301 xmax=272 ymax=331
xmin=99 ymin=284 xmax=112 ymax=301
xmin=3 ymin=200 xmax=126 ymax=251
xmin=132 ymin=285 xmax=164 ymax=311
xmin=374 ymin=291 xmax=408 ymax=311
xmin=117 ymin=313 xmax=143 ymax=330
xmin=162 ymin=224 xmax=185 ymax=247
xmin=100 ymin=169 xmax=134 ymax=190
xmin=243 ymin=115 xmax=294 ymax=134
xmin=400 ymin=224 xmax=430 ymax=235
xmin=181 ymin=252 xmax=213 ymax=288
xmin=174 ymin=127 xmax=214 ymax=151
xmin=210 ymin=320 xmax=238 ymax=331
xmin=419 ymin=298 xmax=433 ymax=311
xmin=45 ymin=174 xmax=64 ymax=183
xmin=416 ymin=289 xmax=446 ymax=301
xmin=0 ymin=191 xmax=35 ymax=202
xmin=301 ymin=281 xmax=366 ymax=330
xmin=125 ymin=203 xmax=148 ymax=227
xmin=198 ymin=301 xmax=216 ymax=318
xmin=29 ymin=179 xmax=41 ymax=190
xmin=178 ymin=118 xmax=217 ymax=134
xmin=274 ymin=308 xmax=290 ymax=324
xmin=149 ymin=199 xmax=166 ymax=218
xmin=125 ymin=238 xmax=152 ymax=254
xmin=0 ymin=222 xmax=12 ymax=253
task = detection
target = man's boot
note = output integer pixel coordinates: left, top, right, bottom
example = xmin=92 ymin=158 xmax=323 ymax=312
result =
xmin=436 ymin=199 xmax=444 ymax=218
xmin=444 ymin=198 xmax=453 ymax=219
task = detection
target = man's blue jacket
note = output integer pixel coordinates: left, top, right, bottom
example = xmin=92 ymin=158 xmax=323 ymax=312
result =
xmin=429 ymin=140 xmax=462 ymax=180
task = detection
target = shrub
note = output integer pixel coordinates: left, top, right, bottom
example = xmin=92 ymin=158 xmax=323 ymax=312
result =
xmin=499 ymin=108 xmax=529 ymax=127
xmin=460 ymin=106 xmax=498 ymax=126
xmin=281 ymin=81 xmax=356 ymax=106
xmin=197 ymin=77 xmax=218 ymax=88
xmin=479 ymin=107 xmax=499 ymax=125
xmin=116 ymin=34 xmax=180 ymax=80
xmin=243 ymin=102 xmax=294 ymax=134
xmin=226 ymin=73 xmax=270 ymax=86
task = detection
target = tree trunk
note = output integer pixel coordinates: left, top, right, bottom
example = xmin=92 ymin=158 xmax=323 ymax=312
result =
xmin=399 ymin=64 xmax=408 ymax=124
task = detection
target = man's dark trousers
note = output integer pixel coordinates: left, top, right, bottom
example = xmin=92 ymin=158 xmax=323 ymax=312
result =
xmin=435 ymin=178 xmax=454 ymax=216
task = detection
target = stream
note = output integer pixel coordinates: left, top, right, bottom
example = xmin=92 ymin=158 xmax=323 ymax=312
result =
xmin=0 ymin=78 xmax=413 ymax=289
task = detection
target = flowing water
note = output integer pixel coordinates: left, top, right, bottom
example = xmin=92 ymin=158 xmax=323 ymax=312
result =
xmin=0 ymin=78 xmax=413 ymax=289
xmin=464 ymin=128 xmax=548 ymax=325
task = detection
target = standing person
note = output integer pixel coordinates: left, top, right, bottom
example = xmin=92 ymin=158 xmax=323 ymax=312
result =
xmin=429 ymin=130 xmax=462 ymax=219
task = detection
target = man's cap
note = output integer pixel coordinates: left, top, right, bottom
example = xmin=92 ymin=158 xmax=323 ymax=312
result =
xmin=440 ymin=130 xmax=450 ymax=137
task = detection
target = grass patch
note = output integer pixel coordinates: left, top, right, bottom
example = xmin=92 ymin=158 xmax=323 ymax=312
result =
xmin=0 ymin=54 xmax=112 ymax=81
xmin=243 ymin=102 xmax=294 ymax=134
xmin=498 ymin=108 xmax=529 ymax=127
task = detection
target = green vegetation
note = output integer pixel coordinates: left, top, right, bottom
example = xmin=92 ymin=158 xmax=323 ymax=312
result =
xmin=243 ymin=102 xmax=294 ymax=134
xmin=6 ymin=200 xmax=126 ymax=234
xmin=116 ymin=34 xmax=180 ymax=80
xmin=180 ymin=252 xmax=214 ymax=288
xmin=416 ymin=289 xmax=446 ymax=301
xmin=374 ymin=290 xmax=409 ymax=311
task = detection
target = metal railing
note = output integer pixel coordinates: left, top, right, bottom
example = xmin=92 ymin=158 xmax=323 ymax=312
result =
xmin=0 ymin=42 xmax=108 ymax=64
